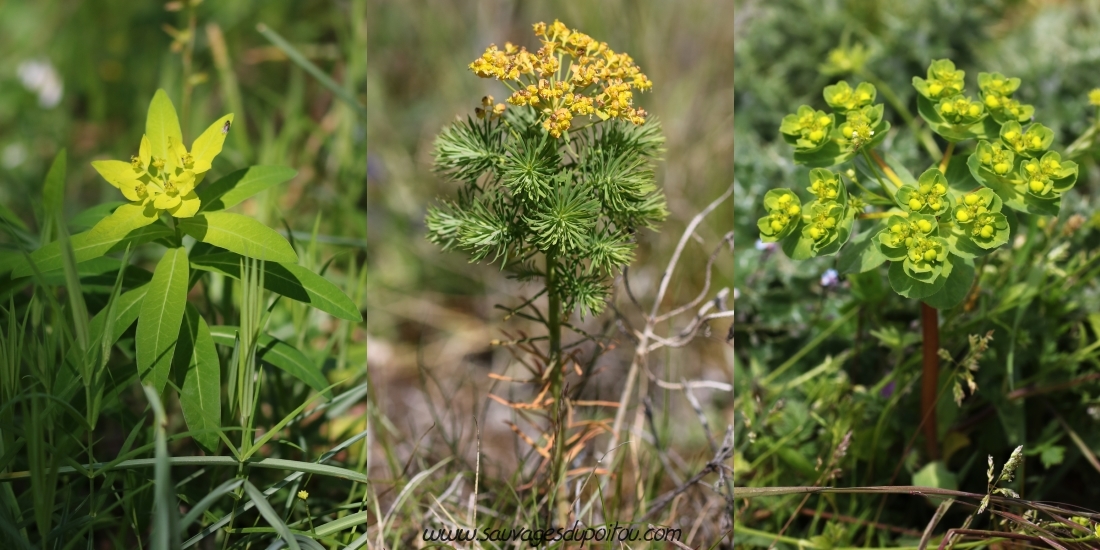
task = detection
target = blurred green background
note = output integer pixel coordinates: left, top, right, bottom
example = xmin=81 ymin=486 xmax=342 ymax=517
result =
xmin=366 ymin=0 xmax=733 ymax=541
xmin=735 ymin=0 xmax=1100 ymax=545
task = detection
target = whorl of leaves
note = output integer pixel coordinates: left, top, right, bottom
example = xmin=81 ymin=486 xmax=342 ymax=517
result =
xmin=428 ymin=115 xmax=667 ymax=318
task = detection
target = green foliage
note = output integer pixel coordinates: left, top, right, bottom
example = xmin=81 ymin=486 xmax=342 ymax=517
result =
xmin=429 ymin=113 xmax=667 ymax=319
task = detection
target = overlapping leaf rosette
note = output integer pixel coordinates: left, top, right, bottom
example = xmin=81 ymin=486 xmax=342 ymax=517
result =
xmin=778 ymin=79 xmax=890 ymax=167
xmin=758 ymin=58 xmax=1080 ymax=309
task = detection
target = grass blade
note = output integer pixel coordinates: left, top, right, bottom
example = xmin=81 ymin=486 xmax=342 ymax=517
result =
xmin=243 ymin=480 xmax=301 ymax=550
xmin=143 ymin=385 xmax=180 ymax=550
xmin=255 ymin=23 xmax=366 ymax=119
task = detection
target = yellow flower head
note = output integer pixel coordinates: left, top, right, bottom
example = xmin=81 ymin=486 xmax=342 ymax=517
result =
xmin=297 ymin=490 xmax=309 ymax=500
xmin=467 ymin=20 xmax=652 ymax=139
xmin=1090 ymin=88 xmax=1100 ymax=107
xmin=91 ymin=90 xmax=232 ymax=218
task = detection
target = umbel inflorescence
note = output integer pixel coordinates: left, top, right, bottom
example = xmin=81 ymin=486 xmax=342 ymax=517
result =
xmin=468 ymin=20 xmax=652 ymax=138
xmin=759 ymin=58 xmax=1080 ymax=306
xmin=427 ymin=20 xmax=667 ymax=320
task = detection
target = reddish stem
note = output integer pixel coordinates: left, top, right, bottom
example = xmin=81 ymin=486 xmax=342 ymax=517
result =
xmin=920 ymin=302 xmax=940 ymax=460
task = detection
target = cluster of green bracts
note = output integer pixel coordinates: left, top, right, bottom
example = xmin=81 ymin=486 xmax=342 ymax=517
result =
xmin=778 ymin=80 xmax=890 ymax=167
xmin=758 ymin=59 xmax=1080 ymax=308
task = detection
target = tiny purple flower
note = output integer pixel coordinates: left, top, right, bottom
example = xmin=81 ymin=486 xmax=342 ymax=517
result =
xmin=755 ymin=239 xmax=777 ymax=252
xmin=880 ymin=380 xmax=896 ymax=398
xmin=820 ymin=268 xmax=839 ymax=288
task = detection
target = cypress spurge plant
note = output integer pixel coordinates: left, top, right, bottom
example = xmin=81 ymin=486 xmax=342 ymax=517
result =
xmin=759 ymin=59 xmax=1083 ymax=458
xmin=427 ymin=20 xmax=667 ymax=517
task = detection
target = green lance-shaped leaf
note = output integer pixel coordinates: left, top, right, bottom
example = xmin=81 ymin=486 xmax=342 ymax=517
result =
xmin=11 ymin=202 xmax=165 ymax=278
xmin=56 ymin=283 xmax=149 ymax=394
xmin=174 ymin=304 xmax=222 ymax=452
xmin=190 ymin=251 xmax=361 ymax=321
xmin=197 ymin=166 xmax=297 ymax=213
xmin=137 ymin=247 xmax=190 ymax=393
xmin=69 ymin=201 xmax=127 ymax=232
xmin=146 ymin=89 xmax=184 ymax=170
xmin=178 ymin=212 xmax=298 ymax=263
xmin=209 ymin=326 xmax=330 ymax=398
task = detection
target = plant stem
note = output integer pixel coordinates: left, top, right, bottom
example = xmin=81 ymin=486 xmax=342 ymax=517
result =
xmin=545 ymin=250 xmax=568 ymax=526
xmin=860 ymin=149 xmax=902 ymax=209
xmin=181 ymin=4 xmax=197 ymax=131
xmin=938 ymin=142 xmax=954 ymax=173
xmin=920 ymin=302 xmax=940 ymax=460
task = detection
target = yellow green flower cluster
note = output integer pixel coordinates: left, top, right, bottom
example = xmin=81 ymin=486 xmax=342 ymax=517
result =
xmin=92 ymin=110 xmax=232 ymax=218
xmin=978 ymin=72 xmax=1034 ymax=123
xmin=897 ymin=169 xmax=951 ymax=216
xmin=975 ymin=141 xmax=1015 ymax=176
xmin=467 ymin=20 xmax=652 ymax=138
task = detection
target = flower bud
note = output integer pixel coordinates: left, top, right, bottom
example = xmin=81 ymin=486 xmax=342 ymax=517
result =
xmin=994 ymin=162 xmax=1010 ymax=175
xmin=909 ymin=198 xmax=922 ymax=211
xmin=787 ymin=205 xmax=800 ymax=215
xmin=1028 ymin=179 xmax=1044 ymax=193
xmin=956 ymin=210 xmax=971 ymax=222
xmin=964 ymin=194 xmax=979 ymax=206
xmin=890 ymin=223 xmax=903 ymax=234
xmin=824 ymin=217 xmax=836 ymax=228
xmin=980 ymin=225 xmax=994 ymax=238
xmin=917 ymin=219 xmax=933 ymax=232
xmin=933 ymin=183 xmax=946 ymax=195
xmin=771 ymin=220 xmax=784 ymax=232
xmin=809 ymin=227 xmax=822 ymax=239
xmin=923 ymin=249 xmax=937 ymax=262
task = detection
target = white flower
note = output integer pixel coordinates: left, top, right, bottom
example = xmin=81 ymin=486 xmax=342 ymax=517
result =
xmin=17 ymin=59 xmax=64 ymax=109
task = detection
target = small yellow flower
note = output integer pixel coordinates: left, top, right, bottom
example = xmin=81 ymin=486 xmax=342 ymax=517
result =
xmin=466 ymin=20 xmax=652 ymax=138
xmin=297 ymin=490 xmax=309 ymax=501
xmin=1089 ymin=88 xmax=1100 ymax=107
